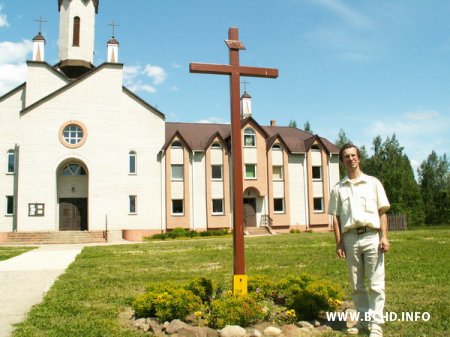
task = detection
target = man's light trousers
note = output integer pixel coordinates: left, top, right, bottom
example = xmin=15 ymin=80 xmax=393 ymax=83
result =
xmin=343 ymin=230 xmax=385 ymax=325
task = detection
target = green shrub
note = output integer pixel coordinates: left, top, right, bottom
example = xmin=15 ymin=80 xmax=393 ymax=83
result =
xmin=284 ymin=278 xmax=343 ymax=320
xmin=168 ymin=227 xmax=187 ymax=239
xmin=186 ymin=277 xmax=215 ymax=303
xmin=248 ymin=275 xmax=277 ymax=300
xmin=209 ymin=294 xmax=265 ymax=329
xmin=132 ymin=287 xmax=202 ymax=322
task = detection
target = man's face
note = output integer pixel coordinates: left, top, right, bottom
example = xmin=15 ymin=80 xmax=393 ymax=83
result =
xmin=342 ymin=147 xmax=360 ymax=171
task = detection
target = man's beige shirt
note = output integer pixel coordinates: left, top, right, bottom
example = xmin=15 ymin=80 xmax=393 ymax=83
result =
xmin=328 ymin=173 xmax=390 ymax=233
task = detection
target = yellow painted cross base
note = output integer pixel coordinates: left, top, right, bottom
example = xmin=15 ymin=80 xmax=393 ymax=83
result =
xmin=233 ymin=274 xmax=248 ymax=296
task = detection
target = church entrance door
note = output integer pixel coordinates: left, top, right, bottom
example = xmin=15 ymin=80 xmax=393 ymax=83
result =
xmin=243 ymin=198 xmax=257 ymax=227
xmin=59 ymin=198 xmax=88 ymax=231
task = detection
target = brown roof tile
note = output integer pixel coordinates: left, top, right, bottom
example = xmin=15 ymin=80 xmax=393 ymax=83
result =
xmin=164 ymin=121 xmax=339 ymax=154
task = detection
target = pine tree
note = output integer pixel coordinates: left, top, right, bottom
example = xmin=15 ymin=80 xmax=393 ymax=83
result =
xmin=418 ymin=151 xmax=450 ymax=225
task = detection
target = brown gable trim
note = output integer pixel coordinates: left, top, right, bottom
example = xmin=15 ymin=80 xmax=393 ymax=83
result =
xmin=266 ymin=133 xmax=292 ymax=153
xmin=304 ymin=135 xmax=336 ymax=154
xmin=241 ymin=116 xmax=270 ymax=138
xmin=204 ymin=132 xmax=230 ymax=154
xmin=162 ymin=131 xmax=193 ymax=152
xmin=122 ymin=87 xmax=165 ymax=120
xmin=20 ymin=62 xmax=122 ymax=115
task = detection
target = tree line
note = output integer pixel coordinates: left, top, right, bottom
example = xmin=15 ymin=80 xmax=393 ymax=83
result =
xmin=335 ymin=129 xmax=450 ymax=226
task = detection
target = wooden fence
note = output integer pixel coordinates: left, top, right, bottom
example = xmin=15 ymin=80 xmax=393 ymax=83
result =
xmin=387 ymin=214 xmax=407 ymax=231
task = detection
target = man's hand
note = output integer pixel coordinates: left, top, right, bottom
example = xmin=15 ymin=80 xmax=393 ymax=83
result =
xmin=379 ymin=237 xmax=390 ymax=253
xmin=336 ymin=241 xmax=346 ymax=258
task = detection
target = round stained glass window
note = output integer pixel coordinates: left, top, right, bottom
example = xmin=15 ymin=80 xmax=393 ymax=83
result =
xmin=59 ymin=121 xmax=87 ymax=148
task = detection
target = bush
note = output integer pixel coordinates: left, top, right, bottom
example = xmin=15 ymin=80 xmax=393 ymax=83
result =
xmin=186 ymin=277 xmax=215 ymax=303
xmin=283 ymin=278 xmax=343 ymax=320
xmin=209 ymin=294 xmax=265 ymax=329
xmin=132 ymin=286 xmax=202 ymax=323
xmin=146 ymin=228 xmax=229 ymax=241
xmin=248 ymin=275 xmax=277 ymax=300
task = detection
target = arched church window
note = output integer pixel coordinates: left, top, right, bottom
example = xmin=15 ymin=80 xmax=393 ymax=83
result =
xmin=7 ymin=149 xmax=15 ymax=174
xmin=62 ymin=164 xmax=86 ymax=176
xmin=73 ymin=17 xmax=80 ymax=46
xmin=243 ymin=128 xmax=256 ymax=147
xmin=129 ymin=151 xmax=137 ymax=174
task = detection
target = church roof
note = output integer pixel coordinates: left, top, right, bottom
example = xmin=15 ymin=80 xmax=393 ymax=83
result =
xmin=164 ymin=120 xmax=339 ymax=154
xmin=58 ymin=0 xmax=99 ymax=13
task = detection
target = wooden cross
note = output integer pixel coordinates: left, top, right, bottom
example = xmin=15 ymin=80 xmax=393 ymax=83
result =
xmin=107 ymin=20 xmax=120 ymax=37
xmin=190 ymin=27 xmax=278 ymax=295
xmin=34 ymin=15 xmax=47 ymax=33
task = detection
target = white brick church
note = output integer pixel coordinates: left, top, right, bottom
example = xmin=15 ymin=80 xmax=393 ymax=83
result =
xmin=0 ymin=0 xmax=340 ymax=241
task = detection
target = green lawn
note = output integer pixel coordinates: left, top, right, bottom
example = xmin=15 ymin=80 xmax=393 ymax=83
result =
xmin=12 ymin=228 xmax=450 ymax=337
xmin=0 ymin=246 xmax=36 ymax=261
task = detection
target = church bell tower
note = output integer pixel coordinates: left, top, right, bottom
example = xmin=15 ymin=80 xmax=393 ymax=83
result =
xmin=58 ymin=0 xmax=99 ymax=78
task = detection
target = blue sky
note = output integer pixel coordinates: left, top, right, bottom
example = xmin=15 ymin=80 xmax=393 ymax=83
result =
xmin=1 ymin=0 xmax=449 ymax=173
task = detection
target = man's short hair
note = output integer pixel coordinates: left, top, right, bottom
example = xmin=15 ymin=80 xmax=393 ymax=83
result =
xmin=339 ymin=143 xmax=361 ymax=162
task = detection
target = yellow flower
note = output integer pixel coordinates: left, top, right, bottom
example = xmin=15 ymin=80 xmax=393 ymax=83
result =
xmin=194 ymin=311 xmax=203 ymax=318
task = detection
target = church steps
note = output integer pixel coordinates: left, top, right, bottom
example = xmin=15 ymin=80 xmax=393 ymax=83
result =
xmin=0 ymin=231 xmax=107 ymax=245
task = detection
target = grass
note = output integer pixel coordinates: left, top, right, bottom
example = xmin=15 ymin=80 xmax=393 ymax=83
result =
xmin=12 ymin=228 xmax=450 ymax=337
xmin=0 ymin=246 xmax=36 ymax=261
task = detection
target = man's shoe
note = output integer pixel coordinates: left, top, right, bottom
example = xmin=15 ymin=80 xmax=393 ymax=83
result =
xmin=346 ymin=323 xmax=370 ymax=335
xmin=369 ymin=324 xmax=383 ymax=337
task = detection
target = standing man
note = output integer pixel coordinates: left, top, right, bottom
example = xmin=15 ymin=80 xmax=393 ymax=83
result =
xmin=328 ymin=143 xmax=390 ymax=337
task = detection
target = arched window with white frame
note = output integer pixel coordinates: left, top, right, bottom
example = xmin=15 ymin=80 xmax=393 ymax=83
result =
xmin=243 ymin=128 xmax=256 ymax=147
xmin=7 ymin=149 xmax=15 ymax=174
xmin=129 ymin=151 xmax=137 ymax=174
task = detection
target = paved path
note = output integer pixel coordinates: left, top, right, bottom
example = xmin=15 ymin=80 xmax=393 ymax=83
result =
xmin=0 ymin=245 xmax=84 ymax=337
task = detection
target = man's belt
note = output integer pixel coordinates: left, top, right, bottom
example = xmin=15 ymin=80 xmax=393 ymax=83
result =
xmin=346 ymin=227 xmax=377 ymax=234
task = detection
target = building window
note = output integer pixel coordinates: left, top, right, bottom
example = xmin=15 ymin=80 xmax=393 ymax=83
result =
xmin=62 ymin=164 xmax=86 ymax=176
xmin=6 ymin=196 xmax=13 ymax=215
xmin=129 ymin=151 xmax=137 ymax=174
xmin=211 ymin=142 xmax=221 ymax=149
xmin=243 ymin=128 xmax=256 ymax=147
xmin=59 ymin=121 xmax=87 ymax=148
xmin=272 ymin=144 xmax=282 ymax=151
xmin=172 ymin=199 xmax=184 ymax=215
xmin=171 ymin=164 xmax=183 ymax=181
xmin=129 ymin=195 xmax=137 ymax=214
xmin=274 ymin=198 xmax=284 ymax=213
xmin=245 ymin=164 xmax=257 ymax=179
xmin=273 ymin=166 xmax=283 ymax=180
xmin=312 ymin=166 xmax=322 ymax=180
xmin=171 ymin=141 xmax=183 ymax=149
xmin=212 ymin=199 xmax=224 ymax=214
xmin=313 ymin=198 xmax=323 ymax=212
xmin=7 ymin=150 xmax=15 ymax=174
xmin=211 ymin=165 xmax=223 ymax=180
xmin=73 ymin=16 xmax=80 ymax=46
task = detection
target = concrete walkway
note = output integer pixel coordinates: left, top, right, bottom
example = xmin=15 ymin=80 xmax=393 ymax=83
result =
xmin=0 ymin=244 xmax=85 ymax=337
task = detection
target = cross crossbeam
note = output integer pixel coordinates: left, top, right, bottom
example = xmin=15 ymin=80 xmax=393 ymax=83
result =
xmin=189 ymin=27 xmax=278 ymax=295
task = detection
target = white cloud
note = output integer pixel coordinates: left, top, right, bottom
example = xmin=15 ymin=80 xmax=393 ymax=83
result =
xmin=0 ymin=40 xmax=32 ymax=95
xmin=0 ymin=63 xmax=27 ymax=94
xmin=312 ymin=0 xmax=372 ymax=29
xmin=196 ymin=117 xmax=228 ymax=124
xmin=362 ymin=109 xmax=449 ymax=169
xmin=143 ymin=64 xmax=167 ymax=85
xmin=123 ymin=64 xmax=167 ymax=94
xmin=126 ymin=82 xmax=156 ymax=94
xmin=0 ymin=40 xmax=33 ymax=64
xmin=0 ymin=5 xmax=9 ymax=28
